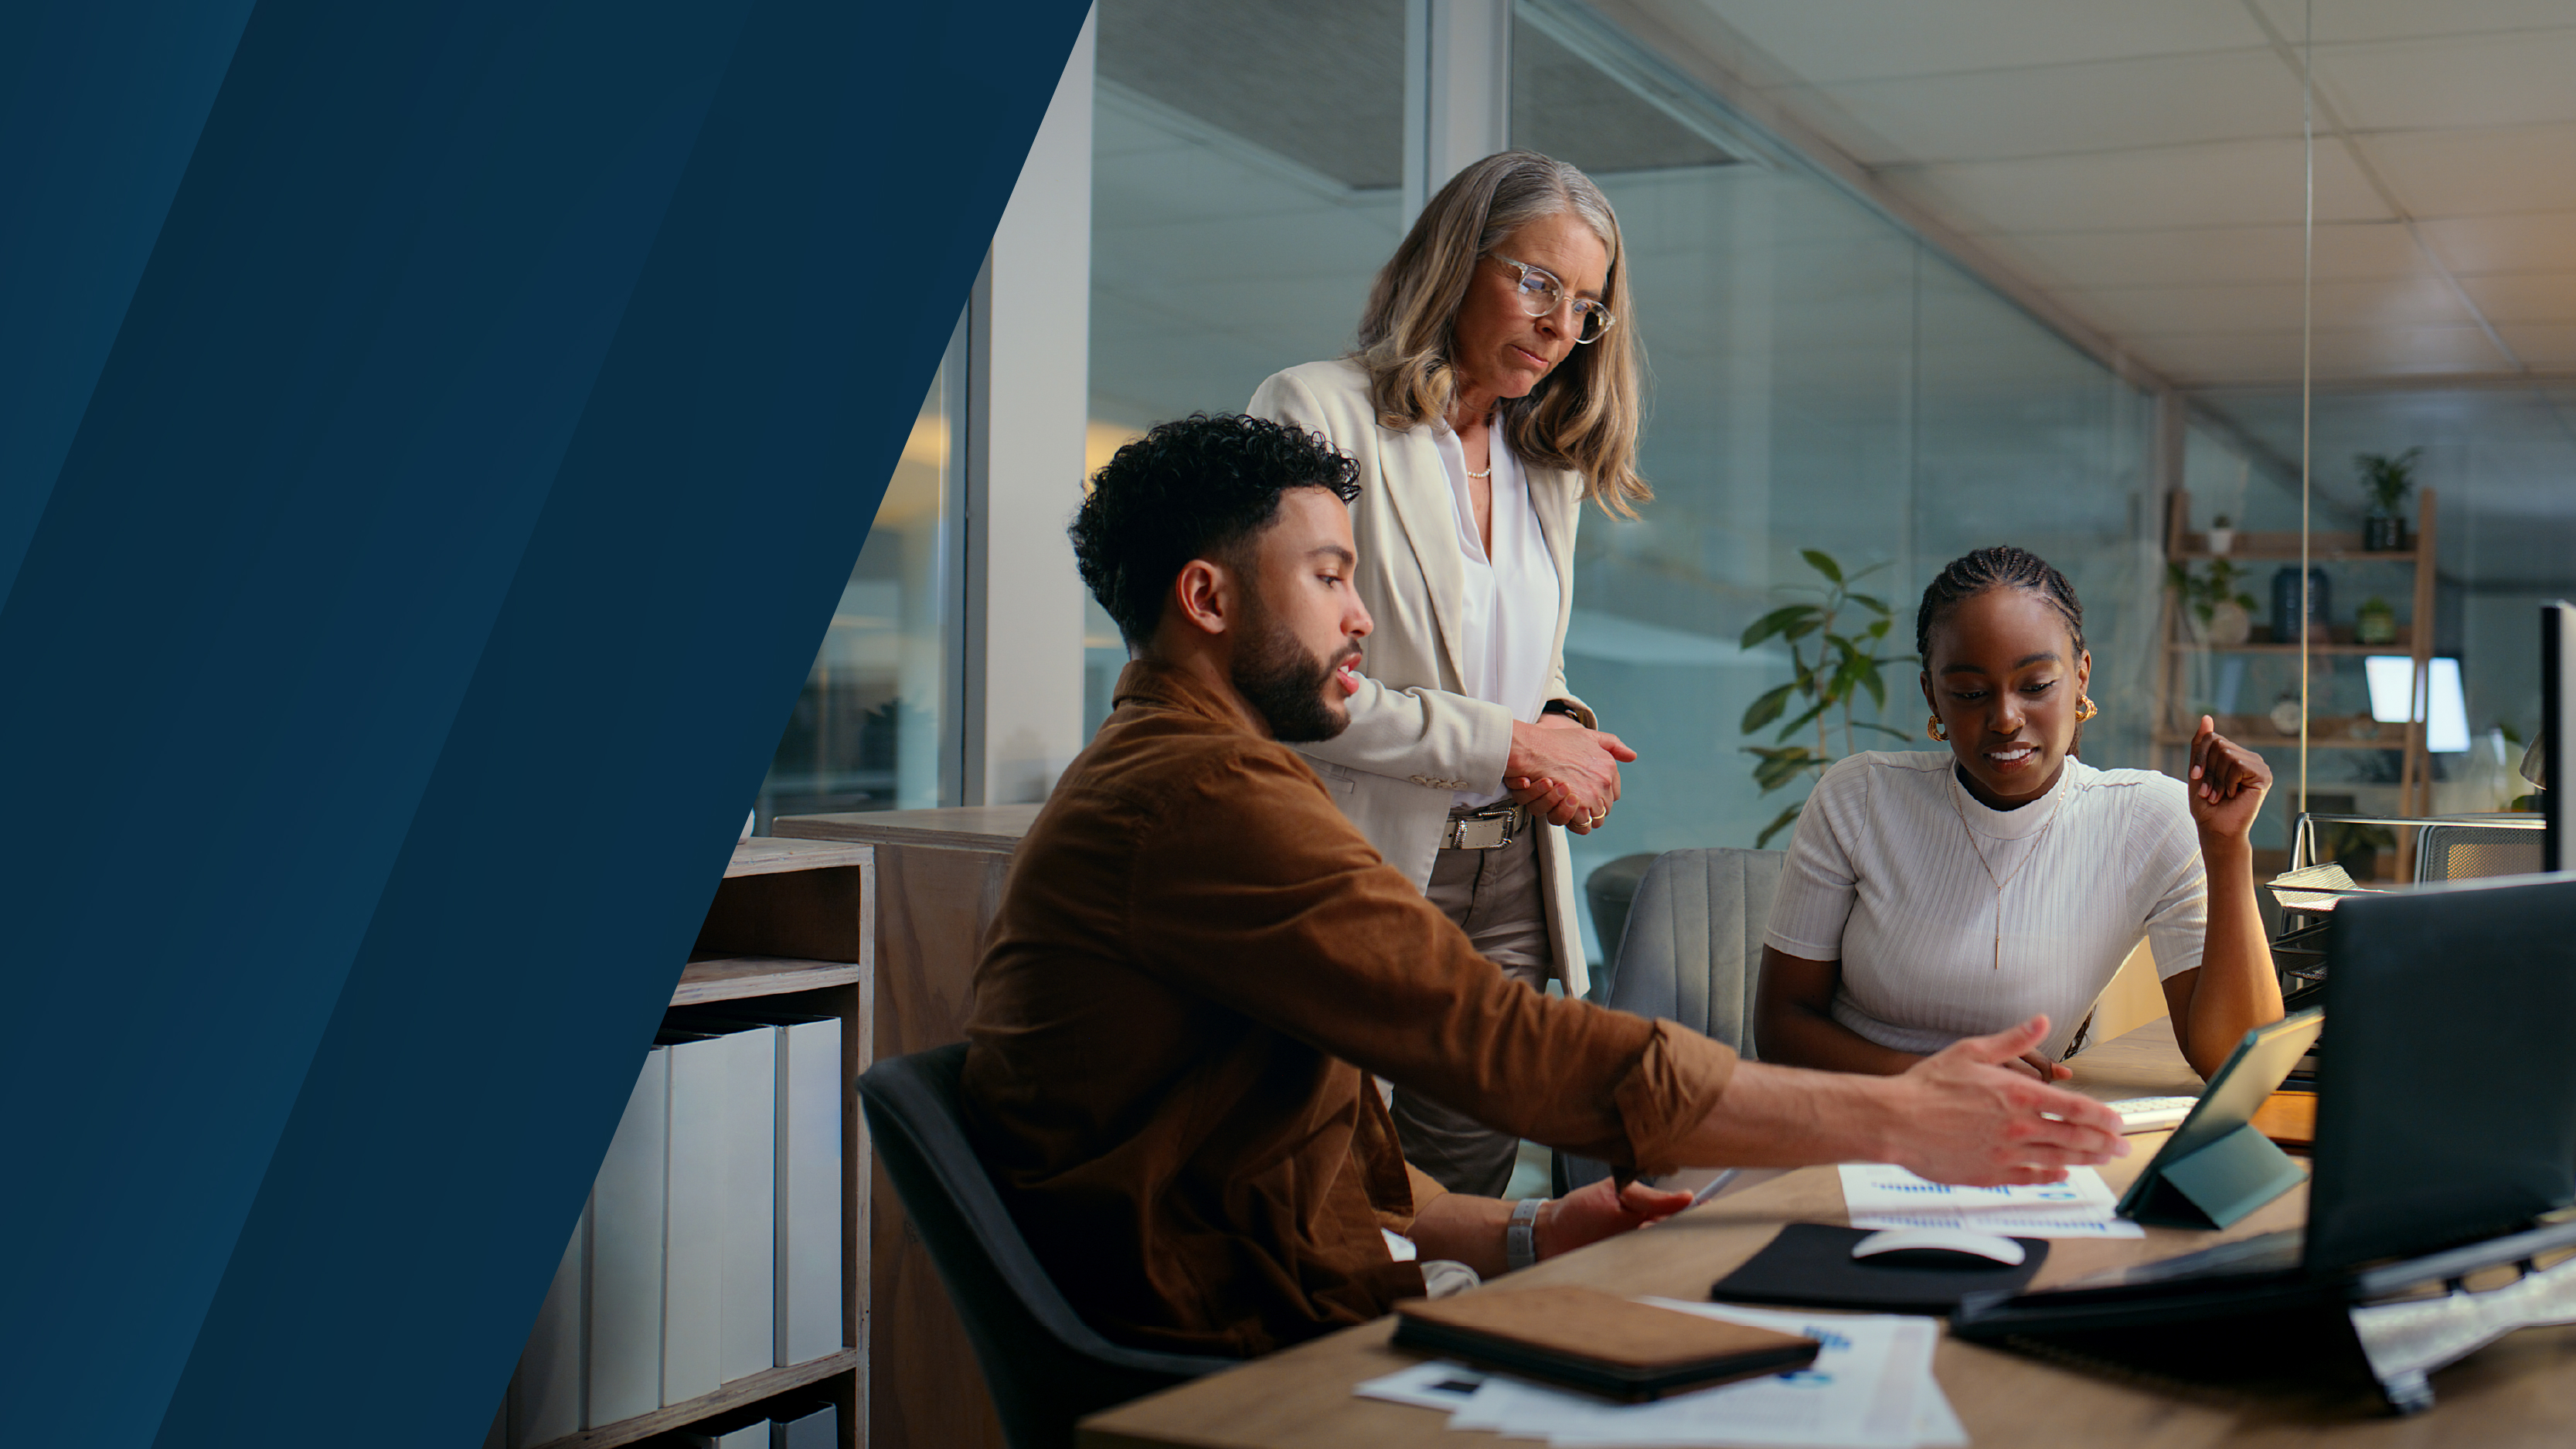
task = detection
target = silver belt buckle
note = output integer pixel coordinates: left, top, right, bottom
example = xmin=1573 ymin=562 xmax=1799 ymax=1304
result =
xmin=1445 ymin=806 xmax=1519 ymax=851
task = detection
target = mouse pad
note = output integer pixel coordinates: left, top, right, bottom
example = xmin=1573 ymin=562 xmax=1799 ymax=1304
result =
xmin=1710 ymin=1223 xmax=2048 ymax=1315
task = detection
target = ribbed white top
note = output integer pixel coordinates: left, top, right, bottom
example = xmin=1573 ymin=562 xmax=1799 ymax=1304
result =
xmin=1764 ymin=750 xmax=2207 ymax=1061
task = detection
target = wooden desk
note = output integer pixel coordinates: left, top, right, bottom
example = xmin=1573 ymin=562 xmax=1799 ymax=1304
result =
xmin=1083 ymin=1019 xmax=2576 ymax=1447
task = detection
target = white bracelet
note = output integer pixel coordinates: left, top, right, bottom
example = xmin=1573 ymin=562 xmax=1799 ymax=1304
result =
xmin=1506 ymin=1196 xmax=1547 ymax=1271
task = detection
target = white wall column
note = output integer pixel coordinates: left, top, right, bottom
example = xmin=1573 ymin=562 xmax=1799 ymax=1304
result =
xmin=964 ymin=6 xmax=1094 ymax=804
xmin=1403 ymin=0 xmax=1513 ymax=227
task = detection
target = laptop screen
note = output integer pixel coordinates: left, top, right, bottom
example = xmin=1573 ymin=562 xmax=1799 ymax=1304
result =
xmin=2306 ymin=874 xmax=2576 ymax=1273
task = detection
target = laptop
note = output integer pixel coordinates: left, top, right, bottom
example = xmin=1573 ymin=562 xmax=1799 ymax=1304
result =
xmin=1953 ymin=873 xmax=2576 ymax=1339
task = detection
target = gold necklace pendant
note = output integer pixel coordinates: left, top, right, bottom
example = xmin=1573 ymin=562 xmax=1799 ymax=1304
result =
xmin=1948 ymin=770 xmax=2071 ymax=971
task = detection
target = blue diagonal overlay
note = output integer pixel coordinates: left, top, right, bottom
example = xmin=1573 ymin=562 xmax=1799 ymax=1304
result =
xmin=0 ymin=2 xmax=1088 ymax=1445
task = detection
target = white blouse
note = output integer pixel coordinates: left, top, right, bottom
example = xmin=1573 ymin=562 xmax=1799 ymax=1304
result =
xmin=1429 ymin=417 xmax=1559 ymax=808
xmin=1762 ymin=751 xmax=2207 ymax=1062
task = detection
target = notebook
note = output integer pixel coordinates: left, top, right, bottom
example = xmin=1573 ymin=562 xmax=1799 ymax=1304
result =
xmin=1390 ymin=1285 xmax=1819 ymax=1402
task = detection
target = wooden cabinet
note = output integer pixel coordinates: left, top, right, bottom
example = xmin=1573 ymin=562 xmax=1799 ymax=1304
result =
xmin=522 ymin=835 xmax=875 ymax=1449
xmin=771 ymin=808 xmax=1040 ymax=1449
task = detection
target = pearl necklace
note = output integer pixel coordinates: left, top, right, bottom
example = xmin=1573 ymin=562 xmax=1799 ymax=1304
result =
xmin=1945 ymin=764 xmax=2071 ymax=971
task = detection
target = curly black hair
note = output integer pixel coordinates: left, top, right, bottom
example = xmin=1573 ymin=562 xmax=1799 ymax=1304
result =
xmin=1070 ymin=413 xmax=1363 ymax=647
xmin=1914 ymin=545 xmax=2086 ymax=664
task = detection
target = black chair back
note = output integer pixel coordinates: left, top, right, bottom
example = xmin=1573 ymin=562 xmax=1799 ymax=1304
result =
xmin=856 ymin=1044 xmax=1233 ymax=1449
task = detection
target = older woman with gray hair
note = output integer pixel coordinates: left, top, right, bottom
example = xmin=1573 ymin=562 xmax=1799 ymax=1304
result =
xmin=1250 ymin=150 xmax=1651 ymax=1197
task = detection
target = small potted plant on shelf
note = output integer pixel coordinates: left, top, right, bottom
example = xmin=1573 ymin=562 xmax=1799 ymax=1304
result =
xmin=2355 ymin=595 xmax=2398 ymax=645
xmin=2357 ymin=447 xmax=2420 ymax=552
xmin=2207 ymin=514 xmax=2236 ymax=556
xmin=2167 ymin=558 xmax=2256 ymax=646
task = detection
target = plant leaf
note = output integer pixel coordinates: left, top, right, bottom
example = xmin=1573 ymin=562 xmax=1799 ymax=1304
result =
xmin=1847 ymin=592 xmax=1889 ymax=616
xmin=1858 ymin=666 xmax=1887 ymax=709
xmin=1866 ymin=617 xmax=1892 ymax=640
xmin=1740 ymin=604 xmax=1819 ymax=649
xmin=1847 ymin=559 xmax=1892 ymax=582
xmin=1755 ymin=802 xmax=1805 ymax=849
xmin=1740 ymin=681 xmax=1797 ymax=733
xmin=1782 ymin=617 xmax=1822 ymax=641
xmin=1776 ymin=696 xmax=1832 ymax=740
xmin=1800 ymin=548 xmax=1843 ymax=583
xmin=1854 ymin=720 xmax=1912 ymax=740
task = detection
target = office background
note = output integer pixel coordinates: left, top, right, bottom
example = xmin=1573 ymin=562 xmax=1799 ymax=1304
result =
xmin=761 ymin=0 xmax=2576 ymax=963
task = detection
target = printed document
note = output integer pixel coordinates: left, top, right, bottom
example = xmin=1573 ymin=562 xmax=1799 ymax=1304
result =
xmin=1839 ymin=1162 xmax=2145 ymax=1240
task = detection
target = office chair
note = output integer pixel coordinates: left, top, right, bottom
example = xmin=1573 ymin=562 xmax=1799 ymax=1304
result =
xmin=855 ymin=1045 xmax=1234 ymax=1449
xmin=1582 ymin=852 xmax=1662 ymax=992
xmin=1558 ymin=847 xmax=1784 ymax=1193
xmin=2415 ymin=819 xmax=2544 ymax=882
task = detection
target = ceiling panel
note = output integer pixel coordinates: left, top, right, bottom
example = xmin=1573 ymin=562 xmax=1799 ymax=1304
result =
xmin=2128 ymin=325 xmax=2518 ymax=385
xmin=1993 ymin=220 xmax=2426 ymax=288
xmin=1898 ymin=137 xmax=2390 ymax=233
xmin=1795 ymin=47 xmax=2299 ymax=164
xmin=2313 ymin=29 xmax=2576 ymax=132
xmin=1700 ymin=0 xmax=2265 ymax=84
xmin=2074 ymin=276 xmax=2474 ymax=338
xmin=2415 ymin=213 xmax=2576 ymax=275
xmin=2454 ymin=274 xmax=2576 ymax=327
xmin=2493 ymin=325 xmax=2576 ymax=367
xmin=2364 ymin=122 xmax=2576 ymax=218
xmin=2248 ymin=0 xmax=2576 ymax=45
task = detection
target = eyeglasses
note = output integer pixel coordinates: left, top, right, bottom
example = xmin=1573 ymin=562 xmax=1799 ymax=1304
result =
xmin=1489 ymin=254 xmax=1616 ymax=344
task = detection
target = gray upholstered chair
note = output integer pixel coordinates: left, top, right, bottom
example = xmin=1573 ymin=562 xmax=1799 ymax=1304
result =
xmin=1557 ymin=847 xmax=1785 ymax=1193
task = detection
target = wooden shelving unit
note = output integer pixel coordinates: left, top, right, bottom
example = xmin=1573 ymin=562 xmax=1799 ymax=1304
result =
xmin=516 ymin=835 xmax=875 ymax=1449
xmin=2154 ymin=489 xmax=2441 ymax=872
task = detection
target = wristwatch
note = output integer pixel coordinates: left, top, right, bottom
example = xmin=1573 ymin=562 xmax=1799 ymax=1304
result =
xmin=1506 ymin=1196 xmax=1547 ymax=1271
xmin=1540 ymin=700 xmax=1584 ymax=722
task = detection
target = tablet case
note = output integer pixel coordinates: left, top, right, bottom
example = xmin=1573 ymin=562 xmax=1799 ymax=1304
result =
xmin=2116 ymin=1009 xmax=2321 ymax=1230
xmin=1710 ymin=1223 xmax=2047 ymax=1315
xmin=1390 ymin=1285 xmax=1819 ymax=1402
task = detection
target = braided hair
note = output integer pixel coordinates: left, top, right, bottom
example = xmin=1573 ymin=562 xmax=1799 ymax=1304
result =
xmin=1914 ymin=546 xmax=2086 ymax=665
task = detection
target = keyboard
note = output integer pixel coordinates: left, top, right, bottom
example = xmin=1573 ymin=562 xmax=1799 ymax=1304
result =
xmin=2105 ymin=1096 xmax=2199 ymax=1132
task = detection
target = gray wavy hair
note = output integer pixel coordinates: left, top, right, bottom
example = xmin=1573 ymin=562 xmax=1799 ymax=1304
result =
xmin=1353 ymin=151 xmax=1648 ymax=516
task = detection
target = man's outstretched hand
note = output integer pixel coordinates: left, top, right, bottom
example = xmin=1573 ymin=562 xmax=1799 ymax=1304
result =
xmin=1888 ymin=1015 xmax=2129 ymax=1187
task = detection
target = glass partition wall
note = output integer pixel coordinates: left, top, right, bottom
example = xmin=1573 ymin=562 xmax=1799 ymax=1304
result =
xmin=1083 ymin=0 xmax=2166 ymax=964
xmin=1509 ymin=4 xmax=2158 ymax=957
xmin=754 ymin=318 xmax=965 ymax=826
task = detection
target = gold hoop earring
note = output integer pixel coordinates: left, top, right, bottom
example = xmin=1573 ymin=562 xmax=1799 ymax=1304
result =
xmin=2077 ymin=696 xmax=2100 ymax=723
xmin=1926 ymin=713 xmax=1948 ymax=742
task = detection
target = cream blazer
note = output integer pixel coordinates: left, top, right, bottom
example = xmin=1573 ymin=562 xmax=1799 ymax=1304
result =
xmin=1248 ymin=358 xmax=1594 ymax=998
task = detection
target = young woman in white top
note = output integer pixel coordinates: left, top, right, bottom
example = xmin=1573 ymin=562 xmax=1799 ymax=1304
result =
xmin=1754 ymin=546 xmax=2283 ymax=1083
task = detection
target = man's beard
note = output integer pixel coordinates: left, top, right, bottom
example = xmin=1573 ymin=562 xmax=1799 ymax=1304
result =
xmin=1232 ymin=600 xmax=1352 ymax=745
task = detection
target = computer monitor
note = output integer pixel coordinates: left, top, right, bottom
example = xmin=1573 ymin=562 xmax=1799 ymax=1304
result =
xmin=2306 ymin=873 xmax=2576 ymax=1273
xmin=2545 ymin=602 xmax=2571 ymax=872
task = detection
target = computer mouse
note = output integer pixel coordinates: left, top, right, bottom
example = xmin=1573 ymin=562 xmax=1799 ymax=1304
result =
xmin=1848 ymin=1227 xmax=2027 ymax=1268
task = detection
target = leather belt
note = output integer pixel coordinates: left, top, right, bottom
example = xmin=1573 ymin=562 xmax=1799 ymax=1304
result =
xmin=1441 ymin=802 xmax=1527 ymax=851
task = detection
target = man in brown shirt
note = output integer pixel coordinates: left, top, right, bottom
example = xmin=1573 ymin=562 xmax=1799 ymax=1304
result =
xmin=963 ymin=414 xmax=2127 ymax=1359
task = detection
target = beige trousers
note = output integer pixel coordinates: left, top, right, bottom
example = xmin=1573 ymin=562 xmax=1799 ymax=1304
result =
xmin=1393 ymin=825 xmax=1553 ymax=1197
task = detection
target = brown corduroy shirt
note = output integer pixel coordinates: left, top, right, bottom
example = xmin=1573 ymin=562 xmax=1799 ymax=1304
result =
xmin=961 ymin=661 xmax=1739 ymax=1358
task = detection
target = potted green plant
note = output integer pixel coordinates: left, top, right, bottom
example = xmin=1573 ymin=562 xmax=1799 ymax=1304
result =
xmin=2207 ymin=514 xmax=2236 ymax=556
xmin=2355 ymin=595 xmax=2397 ymax=645
xmin=2357 ymin=448 xmax=2420 ymax=552
xmin=2166 ymin=558 xmax=2256 ymax=646
xmin=1737 ymin=549 xmax=1911 ymax=846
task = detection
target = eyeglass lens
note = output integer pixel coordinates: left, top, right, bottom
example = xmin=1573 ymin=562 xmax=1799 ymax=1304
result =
xmin=1513 ymin=266 xmax=1609 ymax=342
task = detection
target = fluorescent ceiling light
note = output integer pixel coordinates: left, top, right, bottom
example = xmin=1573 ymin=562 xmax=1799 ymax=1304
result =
xmin=2364 ymin=655 xmax=2469 ymax=753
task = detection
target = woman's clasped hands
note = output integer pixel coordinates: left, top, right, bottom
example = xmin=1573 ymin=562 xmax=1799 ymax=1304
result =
xmin=1506 ymin=712 xmax=1636 ymax=835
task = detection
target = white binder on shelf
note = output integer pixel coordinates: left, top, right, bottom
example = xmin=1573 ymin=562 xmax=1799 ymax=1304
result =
xmin=720 ymin=1025 xmax=778 ymax=1382
xmin=663 ymin=1035 xmax=727 ymax=1406
xmin=507 ymin=1200 xmax=587 ymax=1448
xmin=587 ymin=1047 xmax=669 ymax=1426
xmin=776 ymin=1019 xmax=842 ymax=1365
